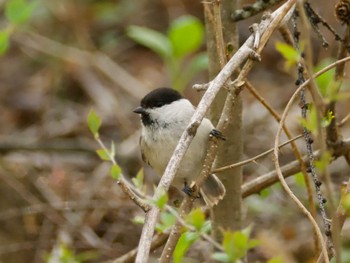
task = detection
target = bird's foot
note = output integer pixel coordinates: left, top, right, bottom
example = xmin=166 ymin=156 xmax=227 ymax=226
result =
xmin=182 ymin=180 xmax=201 ymax=198
xmin=210 ymin=129 xmax=226 ymax=141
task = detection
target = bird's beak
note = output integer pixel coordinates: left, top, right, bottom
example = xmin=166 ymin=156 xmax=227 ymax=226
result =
xmin=133 ymin=106 xmax=146 ymax=114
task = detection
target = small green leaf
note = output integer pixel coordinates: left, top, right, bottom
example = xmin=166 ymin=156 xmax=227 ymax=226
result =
xmin=154 ymin=190 xmax=168 ymax=209
xmin=315 ymin=151 xmax=332 ymax=172
xmin=341 ymin=193 xmax=350 ymax=215
xmin=0 ymin=31 xmax=10 ymax=55
xmin=222 ymin=227 xmax=259 ymax=261
xmin=275 ymin=41 xmax=301 ymax=70
xmin=168 ymin=15 xmax=204 ymax=58
xmin=132 ymin=215 xmax=145 ymax=225
xmin=212 ymin=252 xmax=230 ymax=262
xmin=294 ymin=172 xmax=306 ymax=187
xmin=5 ymin=0 xmax=37 ymax=25
xmin=174 ymin=52 xmax=208 ymax=91
xmin=110 ymin=164 xmax=121 ymax=180
xmin=186 ymin=208 xmax=205 ymax=231
xmin=268 ymin=257 xmax=283 ymax=263
xmin=173 ymin=231 xmax=199 ymax=263
xmin=96 ymin=149 xmax=110 ymax=161
xmin=315 ymin=59 xmax=335 ymax=97
xmin=87 ymin=110 xmax=101 ymax=137
xmin=260 ymin=188 xmax=271 ymax=198
xmin=127 ymin=25 xmax=172 ymax=59
xmin=200 ymin=220 xmax=212 ymax=234
xmin=222 ymin=231 xmax=236 ymax=260
xmin=132 ymin=169 xmax=144 ymax=189
xmin=321 ymin=110 xmax=335 ymax=128
xmin=299 ymin=104 xmax=318 ymax=134
xmin=156 ymin=211 xmax=176 ymax=232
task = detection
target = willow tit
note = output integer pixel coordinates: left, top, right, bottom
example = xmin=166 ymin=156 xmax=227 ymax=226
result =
xmin=134 ymin=87 xmax=226 ymax=207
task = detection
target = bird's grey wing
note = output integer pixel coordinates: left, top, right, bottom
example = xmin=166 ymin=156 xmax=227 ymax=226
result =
xmin=140 ymin=136 xmax=151 ymax=167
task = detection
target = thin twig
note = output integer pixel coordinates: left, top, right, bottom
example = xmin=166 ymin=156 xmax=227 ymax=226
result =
xmin=95 ymin=137 xmax=151 ymax=212
xmin=213 ymin=134 xmax=303 ymax=173
xmin=273 ymin=55 xmax=350 ymax=263
xmin=293 ymin=6 xmax=335 ymax=255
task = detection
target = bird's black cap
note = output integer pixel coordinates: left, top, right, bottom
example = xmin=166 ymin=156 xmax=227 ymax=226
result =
xmin=140 ymin=87 xmax=183 ymax=109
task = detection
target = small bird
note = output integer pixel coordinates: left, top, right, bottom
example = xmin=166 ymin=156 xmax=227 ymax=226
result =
xmin=133 ymin=87 xmax=226 ymax=207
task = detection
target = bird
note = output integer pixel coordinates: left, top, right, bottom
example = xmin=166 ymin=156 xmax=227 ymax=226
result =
xmin=133 ymin=87 xmax=226 ymax=207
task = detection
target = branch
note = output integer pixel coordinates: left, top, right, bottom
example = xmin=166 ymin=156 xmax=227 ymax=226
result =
xmin=242 ymin=137 xmax=350 ymax=197
xmin=213 ymin=134 xmax=303 ymax=173
xmin=231 ymin=0 xmax=284 ymax=22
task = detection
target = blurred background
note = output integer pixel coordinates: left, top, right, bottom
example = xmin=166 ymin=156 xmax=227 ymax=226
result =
xmin=0 ymin=0 xmax=349 ymax=262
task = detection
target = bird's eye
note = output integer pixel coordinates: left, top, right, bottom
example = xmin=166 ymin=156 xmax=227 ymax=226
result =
xmin=155 ymin=102 xmax=163 ymax=107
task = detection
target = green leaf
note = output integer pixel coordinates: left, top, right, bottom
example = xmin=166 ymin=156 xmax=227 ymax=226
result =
xmin=126 ymin=25 xmax=172 ymax=59
xmin=321 ymin=110 xmax=335 ymax=128
xmin=212 ymin=252 xmax=230 ymax=262
xmin=132 ymin=169 xmax=144 ymax=189
xmin=154 ymin=190 xmax=168 ymax=209
xmin=5 ymin=0 xmax=37 ymax=25
xmin=173 ymin=231 xmax=199 ymax=263
xmin=222 ymin=231 xmax=236 ymax=260
xmin=186 ymin=208 xmax=205 ymax=231
xmin=294 ymin=172 xmax=306 ymax=187
xmin=222 ymin=228 xmax=259 ymax=261
xmin=299 ymin=104 xmax=318 ymax=134
xmin=110 ymin=164 xmax=121 ymax=180
xmin=341 ymin=193 xmax=350 ymax=215
xmin=200 ymin=220 xmax=212 ymax=234
xmin=268 ymin=257 xmax=283 ymax=263
xmin=156 ymin=211 xmax=176 ymax=232
xmin=0 ymin=31 xmax=10 ymax=55
xmin=174 ymin=52 xmax=208 ymax=91
xmin=168 ymin=15 xmax=204 ymax=58
xmin=87 ymin=110 xmax=101 ymax=137
xmin=315 ymin=151 xmax=332 ymax=172
xmin=314 ymin=59 xmax=335 ymax=97
xmin=96 ymin=149 xmax=110 ymax=161
xmin=260 ymin=188 xmax=271 ymax=198
xmin=275 ymin=41 xmax=301 ymax=70
xmin=132 ymin=215 xmax=145 ymax=225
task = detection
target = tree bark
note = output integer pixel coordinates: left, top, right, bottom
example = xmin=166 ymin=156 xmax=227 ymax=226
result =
xmin=204 ymin=0 xmax=242 ymax=240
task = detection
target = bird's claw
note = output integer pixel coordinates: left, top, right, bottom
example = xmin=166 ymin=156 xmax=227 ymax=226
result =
xmin=182 ymin=181 xmax=201 ymax=198
xmin=210 ymin=129 xmax=226 ymax=141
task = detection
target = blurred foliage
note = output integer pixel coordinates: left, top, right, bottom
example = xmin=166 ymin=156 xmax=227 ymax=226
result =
xmin=127 ymin=15 xmax=208 ymax=90
xmin=173 ymin=208 xmax=211 ymax=263
xmin=299 ymin=104 xmax=335 ymax=136
xmin=275 ymin=41 xmax=302 ymax=71
xmin=174 ymin=231 xmax=200 ymax=263
xmin=156 ymin=211 xmax=176 ymax=233
xmin=212 ymin=226 xmax=259 ymax=263
xmin=0 ymin=0 xmax=38 ymax=55
xmin=45 ymin=243 xmax=97 ymax=263
xmin=87 ymin=110 xmax=122 ymax=180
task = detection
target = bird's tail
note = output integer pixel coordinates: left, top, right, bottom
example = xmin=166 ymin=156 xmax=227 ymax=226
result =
xmin=200 ymin=174 xmax=226 ymax=207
